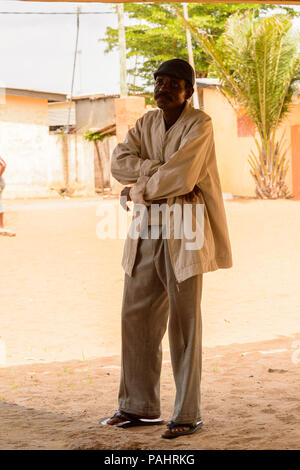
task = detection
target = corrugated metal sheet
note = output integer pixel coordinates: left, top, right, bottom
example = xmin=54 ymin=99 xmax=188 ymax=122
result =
xmin=48 ymin=102 xmax=76 ymax=126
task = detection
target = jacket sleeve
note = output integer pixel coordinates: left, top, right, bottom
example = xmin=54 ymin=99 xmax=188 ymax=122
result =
xmin=111 ymin=117 xmax=162 ymax=184
xmin=129 ymin=117 xmax=214 ymax=204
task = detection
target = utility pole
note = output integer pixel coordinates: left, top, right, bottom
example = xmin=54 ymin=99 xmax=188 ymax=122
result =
xmin=183 ymin=3 xmax=199 ymax=109
xmin=64 ymin=6 xmax=80 ymax=193
xmin=67 ymin=6 xmax=80 ymax=131
xmin=116 ymin=4 xmax=128 ymax=98
xmin=76 ymin=49 xmax=82 ymax=95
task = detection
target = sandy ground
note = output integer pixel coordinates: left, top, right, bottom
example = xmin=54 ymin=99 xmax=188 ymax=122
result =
xmin=0 ymin=197 xmax=299 ymax=450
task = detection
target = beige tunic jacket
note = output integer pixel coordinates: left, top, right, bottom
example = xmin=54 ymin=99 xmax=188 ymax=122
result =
xmin=111 ymin=102 xmax=232 ymax=283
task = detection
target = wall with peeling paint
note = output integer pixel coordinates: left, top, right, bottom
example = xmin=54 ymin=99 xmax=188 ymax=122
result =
xmin=0 ymin=95 xmax=95 ymax=198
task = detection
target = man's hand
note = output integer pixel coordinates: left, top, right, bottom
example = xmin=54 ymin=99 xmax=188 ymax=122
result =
xmin=120 ymin=186 xmax=132 ymax=211
xmin=120 ymin=184 xmax=201 ymax=210
xmin=181 ymin=185 xmax=201 ymax=203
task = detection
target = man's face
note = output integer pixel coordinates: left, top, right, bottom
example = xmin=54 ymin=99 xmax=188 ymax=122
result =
xmin=154 ymin=74 xmax=192 ymax=111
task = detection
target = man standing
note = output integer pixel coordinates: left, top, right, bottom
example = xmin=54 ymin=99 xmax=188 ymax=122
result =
xmin=0 ymin=156 xmax=15 ymax=237
xmin=101 ymin=59 xmax=232 ymax=438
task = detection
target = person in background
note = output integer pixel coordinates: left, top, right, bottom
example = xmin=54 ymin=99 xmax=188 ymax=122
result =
xmin=0 ymin=157 xmax=16 ymax=237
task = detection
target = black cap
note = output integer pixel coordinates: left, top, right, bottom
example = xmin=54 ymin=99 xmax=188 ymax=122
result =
xmin=154 ymin=59 xmax=195 ymax=87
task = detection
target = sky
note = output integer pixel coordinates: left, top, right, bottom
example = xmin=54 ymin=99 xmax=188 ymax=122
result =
xmin=0 ymin=1 xmax=120 ymax=95
xmin=0 ymin=1 xmax=299 ymax=97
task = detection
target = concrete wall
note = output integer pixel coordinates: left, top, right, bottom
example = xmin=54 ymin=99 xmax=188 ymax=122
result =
xmin=48 ymin=133 xmax=95 ymax=196
xmin=48 ymin=102 xmax=76 ymax=127
xmin=0 ymin=95 xmax=95 ymax=198
xmin=291 ymin=124 xmax=300 ymax=198
xmin=203 ymin=88 xmax=257 ymax=197
xmin=95 ymin=135 xmax=118 ymax=190
xmin=203 ymin=87 xmax=299 ymax=197
xmin=111 ymin=96 xmax=146 ymax=194
xmin=114 ymin=96 xmax=146 ymax=143
xmin=75 ymin=97 xmax=116 ymax=134
xmin=285 ymin=104 xmax=300 ymax=198
xmin=0 ymin=95 xmax=56 ymax=198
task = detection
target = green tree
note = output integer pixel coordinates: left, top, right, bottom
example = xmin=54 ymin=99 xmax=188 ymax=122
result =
xmin=179 ymin=10 xmax=300 ymax=199
xmin=101 ymin=3 xmax=298 ymax=93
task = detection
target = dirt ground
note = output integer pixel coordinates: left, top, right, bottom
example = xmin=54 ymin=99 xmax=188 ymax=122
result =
xmin=0 ymin=197 xmax=299 ymax=450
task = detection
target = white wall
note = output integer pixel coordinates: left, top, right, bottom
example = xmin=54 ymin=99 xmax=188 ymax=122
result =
xmin=0 ymin=95 xmax=95 ymax=198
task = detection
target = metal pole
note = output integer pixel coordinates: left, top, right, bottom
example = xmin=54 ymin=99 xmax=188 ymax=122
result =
xmin=183 ymin=3 xmax=199 ymax=109
xmin=67 ymin=6 xmax=80 ymax=132
xmin=76 ymin=49 xmax=82 ymax=95
xmin=116 ymin=4 xmax=128 ymax=97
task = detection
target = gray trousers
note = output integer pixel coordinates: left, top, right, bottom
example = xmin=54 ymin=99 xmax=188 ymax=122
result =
xmin=118 ymin=225 xmax=203 ymax=424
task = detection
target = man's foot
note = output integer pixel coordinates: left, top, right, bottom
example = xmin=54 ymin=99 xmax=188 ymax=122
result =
xmin=161 ymin=420 xmax=203 ymax=439
xmin=100 ymin=410 xmax=164 ymax=428
xmin=106 ymin=410 xmax=160 ymax=425
xmin=0 ymin=228 xmax=16 ymax=237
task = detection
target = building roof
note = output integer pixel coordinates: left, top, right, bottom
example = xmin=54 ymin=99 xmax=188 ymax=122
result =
xmin=5 ymin=88 xmax=67 ymax=102
xmin=196 ymin=78 xmax=220 ymax=89
xmin=71 ymin=93 xmax=119 ymax=101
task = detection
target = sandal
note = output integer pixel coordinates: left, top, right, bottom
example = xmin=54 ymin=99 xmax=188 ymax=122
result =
xmin=161 ymin=420 xmax=203 ymax=439
xmin=100 ymin=410 xmax=164 ymax=428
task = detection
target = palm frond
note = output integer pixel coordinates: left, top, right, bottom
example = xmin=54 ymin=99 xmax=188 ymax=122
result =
xmin=176 ymin=7 xmax=299 ymax=199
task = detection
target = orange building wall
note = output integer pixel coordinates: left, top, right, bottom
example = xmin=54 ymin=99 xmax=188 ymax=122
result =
xmin=115 ymin=96 xmax=146 ymax=143
xmin=111 ymin=96 xmax=146 ymax=194
xmin=290 ymin=125 xmax=300 ymax=199
xmin=284 ymin=104 xmax=300 ymax=198
xmin=203 ymin=88 xmax=300 ymax=198
xmin=0 ymin=94 xmax=48 ymax=125
xmin=202 ymin=88 xmax=256 ymax=196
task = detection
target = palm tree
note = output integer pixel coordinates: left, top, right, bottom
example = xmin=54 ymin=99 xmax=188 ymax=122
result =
xmin=177 ymin=9 xmax=300 ymax=199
